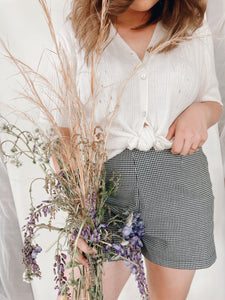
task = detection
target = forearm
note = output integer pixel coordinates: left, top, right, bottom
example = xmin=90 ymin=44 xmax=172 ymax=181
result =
xmin=198 ymin=101 xmax=223 ymax=128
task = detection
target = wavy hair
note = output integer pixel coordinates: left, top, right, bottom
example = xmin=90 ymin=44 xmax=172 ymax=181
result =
xmin=66 ymin=0 xmax=207 ymax=65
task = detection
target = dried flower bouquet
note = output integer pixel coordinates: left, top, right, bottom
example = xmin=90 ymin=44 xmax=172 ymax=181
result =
xmin=0 ymin=0 xmax=151 ymax=299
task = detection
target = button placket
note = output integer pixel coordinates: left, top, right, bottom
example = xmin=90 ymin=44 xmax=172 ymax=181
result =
xmin=140 ymin=73 xmax=147 ymax=80
xmin=138 ymin=66 xmax=149 ymax=131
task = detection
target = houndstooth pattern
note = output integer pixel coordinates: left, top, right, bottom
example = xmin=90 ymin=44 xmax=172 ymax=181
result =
xmin=102 ymin=146 xmax=217 ymax=270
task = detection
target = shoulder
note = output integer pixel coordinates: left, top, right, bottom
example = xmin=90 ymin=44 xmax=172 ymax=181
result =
xmin=185 ymin=18 xmax=214 ymax=61
xmin=39 ymin=20 xmax=80 ymax=80
xmin=192 ymin=19 xmax=213 ymax=44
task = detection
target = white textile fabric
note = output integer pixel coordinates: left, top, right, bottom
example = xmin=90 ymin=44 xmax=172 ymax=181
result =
xmin=206 ymin=1 xmax=225 ymax=181
xmin=38 ymin=18 xmax=223 ymax=160
xmin=0 ymin=151 xmax=34 ymax=300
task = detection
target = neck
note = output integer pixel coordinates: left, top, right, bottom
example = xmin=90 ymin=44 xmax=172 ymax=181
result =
xmin=115 ymin=7 xmax=152 ymax=28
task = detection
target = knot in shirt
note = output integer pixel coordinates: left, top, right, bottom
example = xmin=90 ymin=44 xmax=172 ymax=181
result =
xmin=127 ymin=122 xmax=173 ymax=151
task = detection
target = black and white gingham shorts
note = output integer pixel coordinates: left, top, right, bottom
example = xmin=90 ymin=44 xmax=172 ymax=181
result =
xmin=102 ymin=146 xmax=217 ymax=270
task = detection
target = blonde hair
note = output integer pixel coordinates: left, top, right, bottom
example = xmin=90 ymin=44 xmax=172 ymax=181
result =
xmin=66 ymin=0 xmax=207 ymax=66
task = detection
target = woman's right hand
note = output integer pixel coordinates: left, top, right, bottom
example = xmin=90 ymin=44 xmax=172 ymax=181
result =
xmin=74 ymin=238 xmax=97 ymax=267
xmin=56 ymin=238 xmax=98 ymax=300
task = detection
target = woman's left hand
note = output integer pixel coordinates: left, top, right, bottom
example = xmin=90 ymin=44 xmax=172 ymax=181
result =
xmin=165 ymin=103 xmax=209 ymax=156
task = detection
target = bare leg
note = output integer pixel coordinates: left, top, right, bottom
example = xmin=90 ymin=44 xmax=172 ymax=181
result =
xmin=102 ymin=260 xmax=131 ymax=300
xmin=56 ymin=255 xmax=196 ymax=300
xmin=56 ymin=259 xmax=130 ymax=300
xmin=144 ymin=257 xmax=196 ymax=300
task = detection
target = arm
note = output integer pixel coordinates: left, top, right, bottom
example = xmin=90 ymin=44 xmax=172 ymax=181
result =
xmin=166 ymin=19 xmax=223 ymax=156
xmin=199 ymin=100 xmax=222 ymax=128
xmin=166 ymin=101 xmax=222 ymax=156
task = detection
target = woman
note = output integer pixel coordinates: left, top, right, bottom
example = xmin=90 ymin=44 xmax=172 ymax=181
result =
xmin=43 ymin=0 xmax=224 ymax=299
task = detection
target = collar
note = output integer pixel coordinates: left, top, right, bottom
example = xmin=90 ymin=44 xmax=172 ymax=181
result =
xmin=105 ymin=20 xmax=165 ymax=66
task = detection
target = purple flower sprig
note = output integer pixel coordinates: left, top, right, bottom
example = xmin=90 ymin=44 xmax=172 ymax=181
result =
xmin=22 ymin=243 xmax=42 ymax=283
xmin=111 ymin=211 xmax=150 ymax=300
xmin=72 ymin=222 xmax=108 ymax=246
xmin=55 ymin=170 xmax=68 ymax=190
xmin=75 ymin=192 xmax=109 ymax=245
xmin=53 ymin=252 xmax=71 ymax=298
xmin=21 ymin=201 xmax=54 ymax=282
xmin=22 ymin=206 xmax=42 ymax=282
xmin=70 ymin=209 xmax=150 ymax=299
xmin=68 ymin=220 xmax=111 ymax=299
xmin=85 ymin=192 xmax=98 ymax=224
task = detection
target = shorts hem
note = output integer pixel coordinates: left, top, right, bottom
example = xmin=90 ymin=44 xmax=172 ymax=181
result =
xmin=141 ymin=250 xmax=217 ymax=270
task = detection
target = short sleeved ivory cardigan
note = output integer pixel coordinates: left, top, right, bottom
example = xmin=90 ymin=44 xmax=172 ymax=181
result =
xmin=39 ymin=18 xmax=223 ymax=160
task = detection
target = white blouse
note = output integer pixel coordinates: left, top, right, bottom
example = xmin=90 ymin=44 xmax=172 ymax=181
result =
xmin=39 ymin=18 xmax=223 ymax=160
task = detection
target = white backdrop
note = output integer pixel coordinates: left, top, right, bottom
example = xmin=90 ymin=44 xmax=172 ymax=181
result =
xmin=0 ymin=1 xmax=225 ymax=300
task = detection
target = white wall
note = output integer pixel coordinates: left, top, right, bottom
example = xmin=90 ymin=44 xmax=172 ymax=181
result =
xmin=0 ymin=1 xmax=225 ymax=299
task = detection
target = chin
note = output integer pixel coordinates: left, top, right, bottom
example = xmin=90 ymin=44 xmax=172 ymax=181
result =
xmin=129 ymin=0 xmax=159 ymax=12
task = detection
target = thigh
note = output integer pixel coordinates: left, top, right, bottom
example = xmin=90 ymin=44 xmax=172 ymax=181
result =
xmin=102 ymin=260 xmax=131 ymax=300
xmin=144 ymin=257 xmax=196 ymax=300
xmin=57 ymin=260 xmax=130 ymax=300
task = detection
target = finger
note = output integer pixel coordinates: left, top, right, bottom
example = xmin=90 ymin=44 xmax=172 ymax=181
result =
xmin=190 ymin=141 xmax=200 ymax=152
xmin=197 ymin=140 xmax=205 ymax=148
xmin=188 ymin=148 xmax=195 ymax=155
xmin=77 ymin=238 xmax=97 ymax=255
xmin=188 ymin=142 xmax=199 ymax=154
xmin=75 ymin=250 xmax=89 ymax=267
xmin=171 ymin=132 xmax=185 ymax=154
xmin=166 ymin=123 xmax=176 ymax=140
xmin=194 ymin=131 xmax=207 ymax=149
xmin=180 ymin=138 xmax=193 ymax=156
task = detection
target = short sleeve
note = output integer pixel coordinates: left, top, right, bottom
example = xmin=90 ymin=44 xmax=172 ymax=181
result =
xmin=38 ymin=21 xmax=78 ymax=129
xmin=195 ymin=20 xmax=224 ymax=107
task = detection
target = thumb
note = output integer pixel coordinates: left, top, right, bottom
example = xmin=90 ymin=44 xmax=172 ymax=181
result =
xmin=166 ymin=122 xmax=176 ymax=140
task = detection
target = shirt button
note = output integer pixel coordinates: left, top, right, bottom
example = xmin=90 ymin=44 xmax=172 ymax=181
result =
xmin=140 ymin=73 xmax=147 ymax=80
xmin=143 ymin=111 xmax=147 ymax=117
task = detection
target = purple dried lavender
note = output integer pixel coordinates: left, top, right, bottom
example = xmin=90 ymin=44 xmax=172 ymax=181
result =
xmin=22 ymin=240 xmax=42 ymax=282
xmin=103 ymin=244 xmax=112 ymax=252
xmin=32 ymin=144 xmax=37 ymax=153
xmin=85 ymin=192 xmax=97 ymax=223
xmin=53 ymin=252 xmax=70 ymax=297
xmin=72 ymin=222 xmax=108 ymax=244
xmin=112 ymin=211 xmax=150 ymax=300
xmin=22 ymin=207 xmax=42 ymax=282
xmin=22 ymin=202 xmax=53 ymax=282
xmin=55 ymin=170 xmax=67 ymax=190
xmin=31 ymin=245 xmax=42 ymax=259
